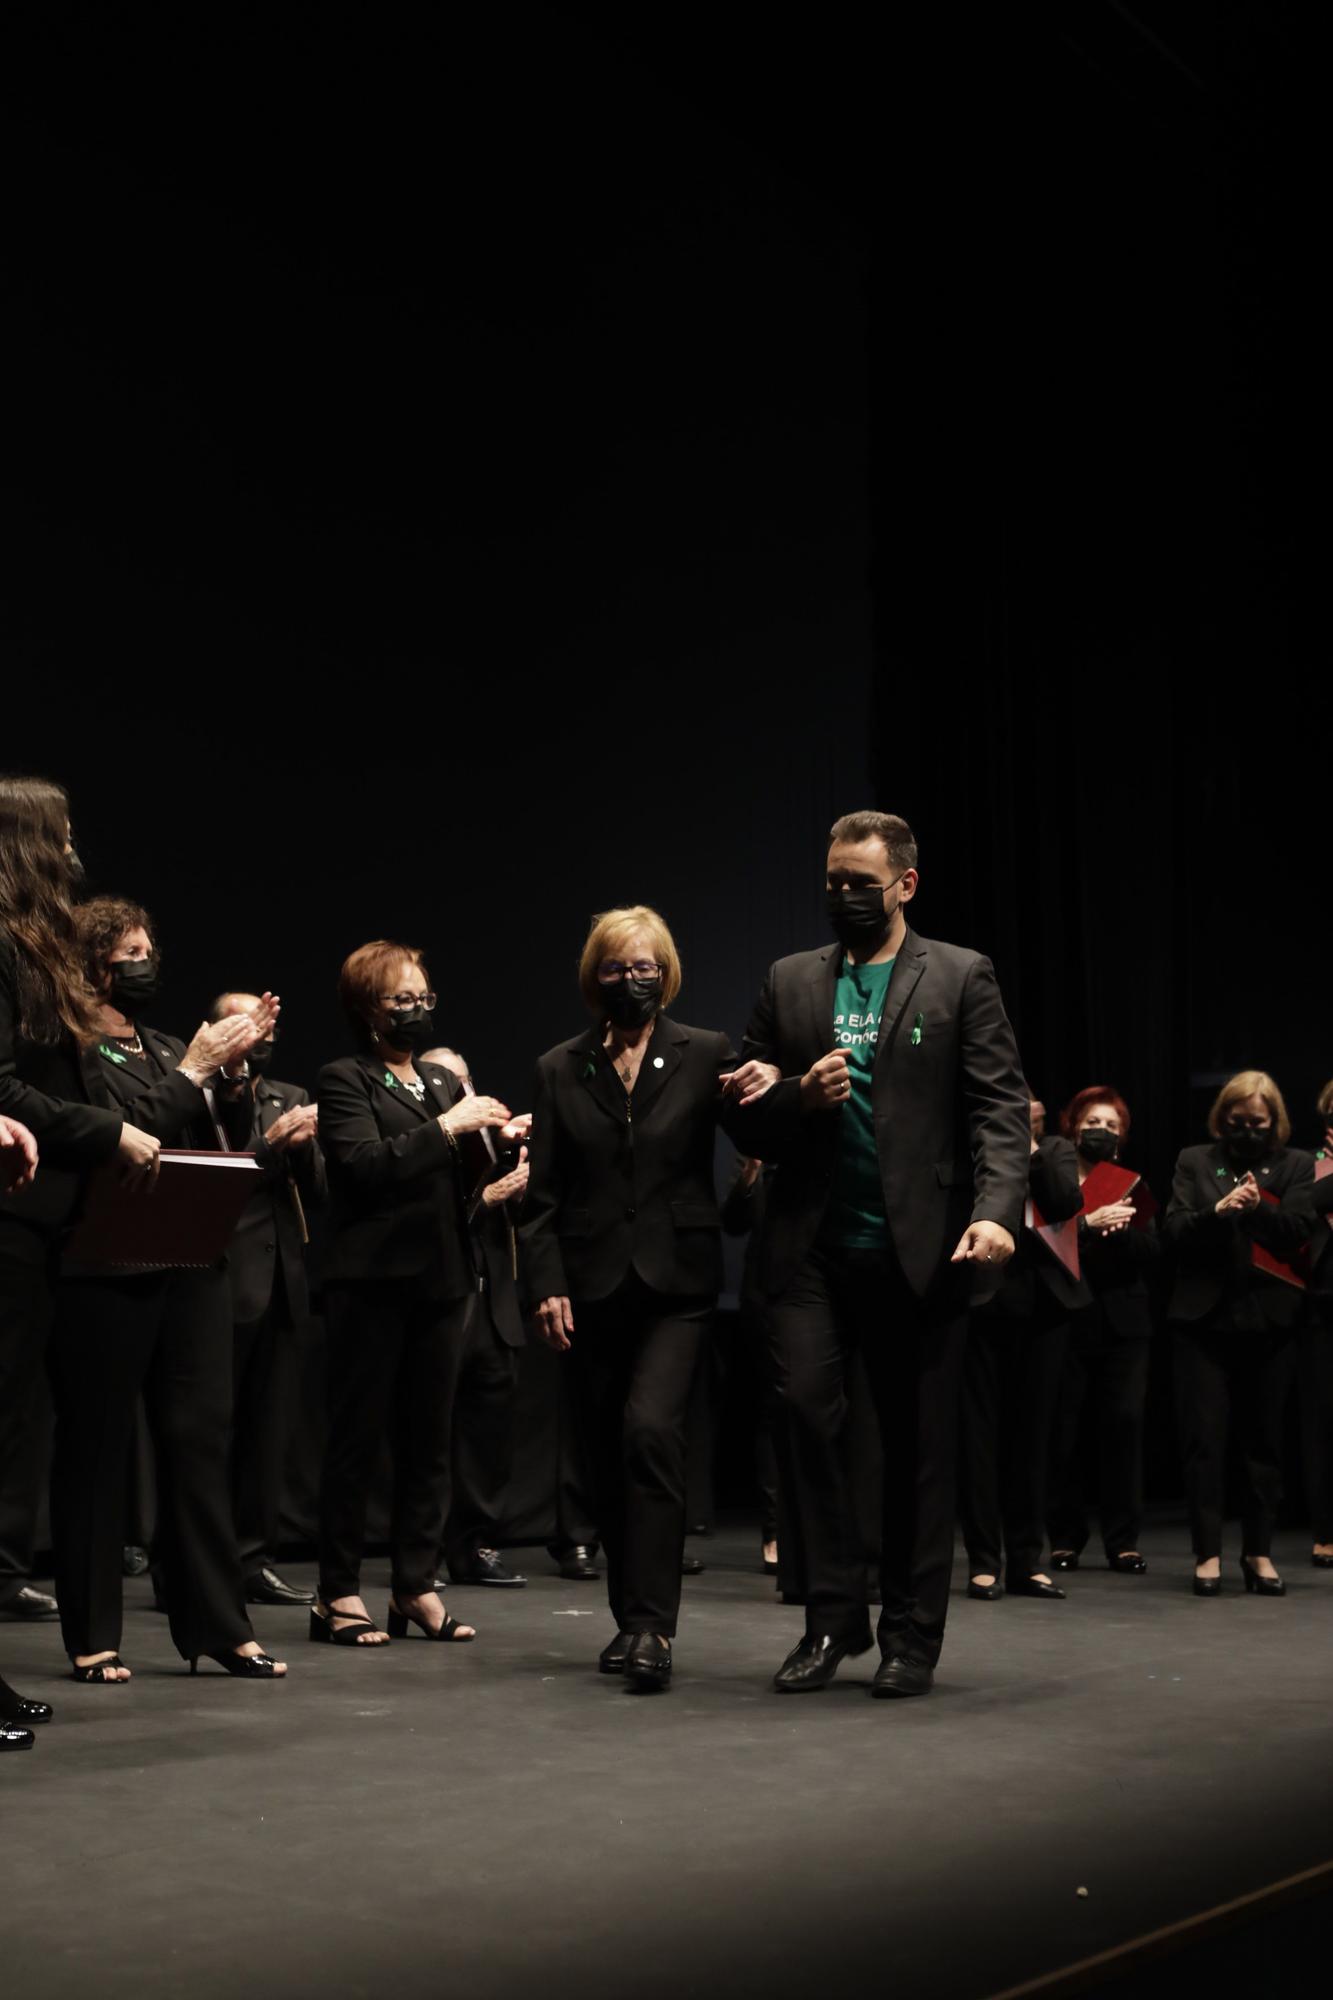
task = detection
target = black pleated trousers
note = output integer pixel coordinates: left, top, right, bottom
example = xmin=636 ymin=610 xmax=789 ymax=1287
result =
xmin=564 ymin=1274 xmax=711 ymax=1637
xmin=1173 ymin=1320 xmax=1296 ymax=1559
xmin=1299 ymin=1319 xmax=1333 ymax=1545
xmin=317 ymin=1280 xmax=471 ymax=1602
xmin=958 ymin=1305 xmax=1068 ymax=1583
xmin=766 ymin=1245 xmax=967 ymax=1665
xmin=442 ymin=1299 xmax=520 ymax=1571
xmin=1047 ymin=1306 xmax=1151 ymax=1559
xmin=50 ymin=1267 xmax=253 ymax=1661
xmin=231 ymin=1276 xmax=301 ymax=1581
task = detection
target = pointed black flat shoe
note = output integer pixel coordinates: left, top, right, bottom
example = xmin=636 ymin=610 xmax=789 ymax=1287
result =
xmin=1006 ymin=1577 xmax=1066 ymax=1600
xmin=773 ymin=1630 xmax=873 ymax=1691
xmin=967 ymin=1578 xmax=1003 ymax=1601
xmin=1239 ymin=1559 xmax=1285 ymax=1597
xmin=598 ymin=1631 xmax=633 ymax=1674
xmin=1108 ymin=1554 xmax=1148 ymax=1574
xmin=623 ymin=1633 xmax=672 ymax=1692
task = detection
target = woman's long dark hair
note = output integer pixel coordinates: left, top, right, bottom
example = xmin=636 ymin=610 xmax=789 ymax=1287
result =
xmin=0 ymin=775 xmax=101 ymax=1044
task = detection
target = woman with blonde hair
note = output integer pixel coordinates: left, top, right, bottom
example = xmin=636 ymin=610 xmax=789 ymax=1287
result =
xmin=1164 ymin=1070 xmax=1314 ymax=1597
xmin=520 ymin=905 xmax=746 ymax=1691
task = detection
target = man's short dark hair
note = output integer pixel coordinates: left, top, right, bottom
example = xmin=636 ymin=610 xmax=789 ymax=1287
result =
xmin=828 ymin=810 xmax=918 ymax=874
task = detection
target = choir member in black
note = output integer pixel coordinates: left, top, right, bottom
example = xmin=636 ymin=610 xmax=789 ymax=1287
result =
xmin=1048 ymin=1086 xmax=1159 ymax=1574
xmin=1299 ymin=1079 xmax=1333 ymax=1567
xmin=720 ymin=1156 xmax=781 ymax=1575
xmin=210 ymin=990 xmax=326 ymax=1608
xmin=0 ymin=779 xmax=161 ymax=1745
xmin=313 ymin=943 xmax=510 ymax=1648
xmin=1 ymin=1111 xmax=44 ymax=1750
xmin=51 ymin=897 xmax=285 ymax=1681
xmin=1165 ymin=1070 xmax=1314 ymax=1597
xmin=428 ymin=1043 xmax=530 ymax=1590
xmin=520 ymin=906 xmax=738 ymax=1692
xmin=958 ymin=1096 xmax=1089 ymax=1601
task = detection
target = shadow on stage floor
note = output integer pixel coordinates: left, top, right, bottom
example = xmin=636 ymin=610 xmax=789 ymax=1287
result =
xmin=3 ymin=1518 xmax=1330 ymax=2000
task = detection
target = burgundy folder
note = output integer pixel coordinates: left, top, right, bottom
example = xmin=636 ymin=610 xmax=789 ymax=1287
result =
xmin=1026 ymin=1196 xmax=1081 ymax=1280
xmin=1251 ymin=1186 xmax=1308 ymax=1290
xmin=66 ymin=1149 xmax=262 ymax=1271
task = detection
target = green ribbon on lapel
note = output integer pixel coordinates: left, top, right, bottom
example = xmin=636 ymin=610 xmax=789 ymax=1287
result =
xmin=910 ymin=1013 xmax=924 ymax=1047
xmin=99 ymin=1043 xmax=128 ymax=1066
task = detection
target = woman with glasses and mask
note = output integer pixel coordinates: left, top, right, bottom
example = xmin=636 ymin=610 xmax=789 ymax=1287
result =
xmin=0 ymin=781 xmax=162 ymax=1747
xmin=1165 ymin=1070 xmax=1314 ymax=1598
xmin=52 ymin=896 xmax=284 ymax=1684
xmin=1047 ymin=1086 xmax=1160 ymax=1577
xmin=313 ymin=942 xmax=512 ymax=1651
xmin=520 ymin=906 xmax=747 ymax=1693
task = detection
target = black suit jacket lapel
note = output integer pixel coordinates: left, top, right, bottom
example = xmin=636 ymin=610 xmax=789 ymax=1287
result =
xmin=626 ymin=1015 xmax=687 ymax=1121
xmin=569 ymin=1027 xmax=627 ymax=1126
xmin=807 ymin=949 xmax=840 ymax=1059
xmin=360 ymin=1053 xmax=432 ymax=1123
xmin=873 ymin=931 xmax=928 ymax=1071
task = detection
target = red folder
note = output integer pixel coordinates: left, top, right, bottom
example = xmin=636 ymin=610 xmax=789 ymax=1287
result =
xmin=1251 ymin=1187 xmax=1307 ymax=1290
xmin=66 ymin=1149 xmax=262 ymax=1271
xmin=1026 ymin=1196 xmax=1080 ymax=1280
xmin=1316 ymin=1155 xmax=1333 ymax=1233
xmin=1080 ymin=1162 xmax=1158 ymax=1230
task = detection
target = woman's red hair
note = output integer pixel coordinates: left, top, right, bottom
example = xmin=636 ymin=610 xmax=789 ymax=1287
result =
xmin=1060 ymin=1084 xmax=1131 ymax=1142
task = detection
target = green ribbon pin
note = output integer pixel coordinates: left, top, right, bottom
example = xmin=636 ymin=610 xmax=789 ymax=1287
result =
xmin=910 ymin=1013 xmax=924 ymax=1047
xmin=99 ymin=1042 xmax=128 ymax=1066
xmin=383 ymin=1069 xmax=397 ymax=1090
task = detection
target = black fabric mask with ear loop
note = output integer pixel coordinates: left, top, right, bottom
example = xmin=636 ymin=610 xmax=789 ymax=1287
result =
xmin=1076 ymin=1127 xmax=1120 ymax=1164
xmin=603 ymin=977 xmax=660 ymax=1029
xmin=828 ymin=883 xmax=895 ymax=952
xmin=246 ymin=1039 xmax=275 ymax=1076
xmin=1223 ymin=1124 xmax=1271 ymax=1164
xmin=380 ymin=1005 xmax=436 ymax=1054
xmin=108 ymin=959 xmax=160 ymax=1014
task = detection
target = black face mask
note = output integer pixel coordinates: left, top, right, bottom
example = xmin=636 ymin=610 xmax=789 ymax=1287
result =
xmin=603 ymin=978 xmax=660 ymax=1029
xmin=1076 ymin=1127 xmax=1120 ymax=1164
xmin=108 ymin=959 xmax=160 ymax=1014
xmin=247 ymin=1039 xmax=275 ymax=1076
xmin=827 ymin=884 xmax=893 ymax=953
xmin=64 ymin=848 xmax=86 ymax=890
xmin=380 ymin=1005 xmax=436 ymax=1053
xmin=1224 ymin=1124 xmax=1271 ymax=1164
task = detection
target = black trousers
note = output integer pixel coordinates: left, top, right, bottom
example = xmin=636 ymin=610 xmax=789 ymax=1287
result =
xmin=0 ymin=1246 xmax=54 ymax=1610
xmin=318 ymin=1281 xmax=471 ymax=1601
xmin=442 ymin=1299 xmax=520 ymax=1570
xmin=1299 ymin=1320 xmax=1333 ymax=1545
xmin=50 ymin=1267 xmax=253 ymax=1661
xmin=1173 ymin=1320 xmax=1296 ymax=1560
xmin=564 ymin=1275 xmax=711 ymax=1637
xmin=958 ymin=1306 xmax=1068 ymax=1582
xmin=1048 ymin=1307 xmax=1151 ymax=1559
xmin=231 ymin=1276 xmax=301 ymax=1580
xmin=767 ymin=1245 xmax=966 ymax=1664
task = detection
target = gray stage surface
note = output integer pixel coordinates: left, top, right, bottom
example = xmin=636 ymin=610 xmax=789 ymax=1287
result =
xmin=4 ymin=1521 xmax=1330 ymax=2000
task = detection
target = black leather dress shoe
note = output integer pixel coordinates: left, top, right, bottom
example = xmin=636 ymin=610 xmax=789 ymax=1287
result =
xmin=598 ymin=1631 xmax=634 ymax=1674
xmin=624 ymin=1633 xmax=672 ymax=1691
xmin=1006 ymin=1576 xmax=1066 ymax=1600
xmin=871 ymin=1654 xmax=934 ymax=1698
xmin=0 ymin=1585 xmax=59 ymax=1619
xmin=553 ymin=1545 xmax=600 ymax=1580
xmin=244 ymin=1567 xmax=316 ymax=1607
xmin=1107 ymin=1553 xmax=1148 ymax=1574
xmin=448 ymin=1550 xmax=527 ymax=1587
xmin=773 ymin=1630 xmax=873 ymax=1692
xmin=0 ymin=1676 xmax=52 ymax=1725
xmin=0 ymin=1723 xmax=35 ymax=1752
xmin=680 ymin=1553 xmax=707 ymax=1575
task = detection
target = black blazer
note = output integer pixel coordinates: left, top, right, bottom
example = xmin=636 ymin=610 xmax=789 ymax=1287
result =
xmin=225 ymin=1076 xmax=327 ymax=1326
xmin=1077 ymin=1176 xmax=1159 ymax=1339
xmin=0 ymin=929 xmax=122 ymax=1245
xmin=317 ymin=1053 xmax=473 ymax=1296
xmin=81 ymin=1026 xmax=250 ymax=1150
xmin=1305 ymin=1150 xmax=1333 ymax=1321
xmin=985 ymin=1137 xmax=1091 ymax=1319
xmin=1164 ymin=1142 xmax=1314 ymax=1332
xmin=734 ymin=927 xmax=1030 ymax=1303
xmin=519 ymin=1015 xmax=737 ymax=1305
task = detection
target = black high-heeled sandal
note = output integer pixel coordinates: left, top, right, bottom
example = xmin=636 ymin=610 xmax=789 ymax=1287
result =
xmin=386 ymin=1600 xmax=475 ymax=1642
xmin=0 ymin=1675 xmax=52 ymax=1724
xmin=189 ymin=1650 xmax=285 ymax=1677
xmin=70 ymin=1654 xmax=129 ymax=1683
xmin=1239 ymin=1558 xmax=1286 ymax=1598
xmin=308 ymin=1606 xmax=387 ymax=1646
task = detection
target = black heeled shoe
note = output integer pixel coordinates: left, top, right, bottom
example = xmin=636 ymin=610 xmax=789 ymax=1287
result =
xmin=1107 ymin=1553 xmax=1148 ymax=1574
xmin=623 ymin=1633 xmax=672 ymax=1692
xmin=0 ymin=1675 xmax=52 ymax=1724
xmin=967 ymin=1578 xmax=1003 ymax=1601
xmin=309 ymin=1606 xmax=387 ymax=1647
xmin=1240 ymin=1558 xmax=1285 ymax=1597
xmin=386 ymin=1600 xmax=475 ymax=1642
xmin=1311 ymin=1552 xmax=1333 ymax=1569
xmin=189 ymin=1649 xmax=285 ymax=1677
xmin=70 ymin=1654 xmax=129 ymax=1683
xmin=1193 ymin=1570 xmax=1221 ymax=1597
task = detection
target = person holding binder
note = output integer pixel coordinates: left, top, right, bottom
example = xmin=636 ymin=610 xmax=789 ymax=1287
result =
xmin=50 ymin=895 xmax=286 ymax=1682
xmin=1165 ymin=1070 xmax=1314 ymax=1598
xmin=1 ymin=778 xmax=162 ymax=1746
xmin=313 ymin=943 xmax=512 ymax=1650
xmin=1047 ymin=1086 xmax=1160 ymax=1575
xmin=520 ymin=905 xmax=743 ymax=1694
xmin=1301 ymin=1080 xmax=1333 ymax=1569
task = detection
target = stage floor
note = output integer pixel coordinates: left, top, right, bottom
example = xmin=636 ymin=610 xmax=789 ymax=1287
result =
xmin=4 ymin=1519 xmax=1331 ymax=2000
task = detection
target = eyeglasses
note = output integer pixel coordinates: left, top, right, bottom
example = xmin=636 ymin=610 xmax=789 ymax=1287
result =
xmin=597 ymin=961 xmax=663 ymax=983
xmin=383 ymin=991 xmax=437 ymax=1010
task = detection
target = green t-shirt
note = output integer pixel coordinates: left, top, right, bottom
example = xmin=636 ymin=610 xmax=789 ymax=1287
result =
xmin=824 ymin=955 xmax=895 ymax=1249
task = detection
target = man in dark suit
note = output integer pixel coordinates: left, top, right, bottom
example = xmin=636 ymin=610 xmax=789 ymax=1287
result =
xmin=212 ymin=991 xmax=326 ymax=1608
xmin=728 ymin=809 xmax=1029 ymax=1698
